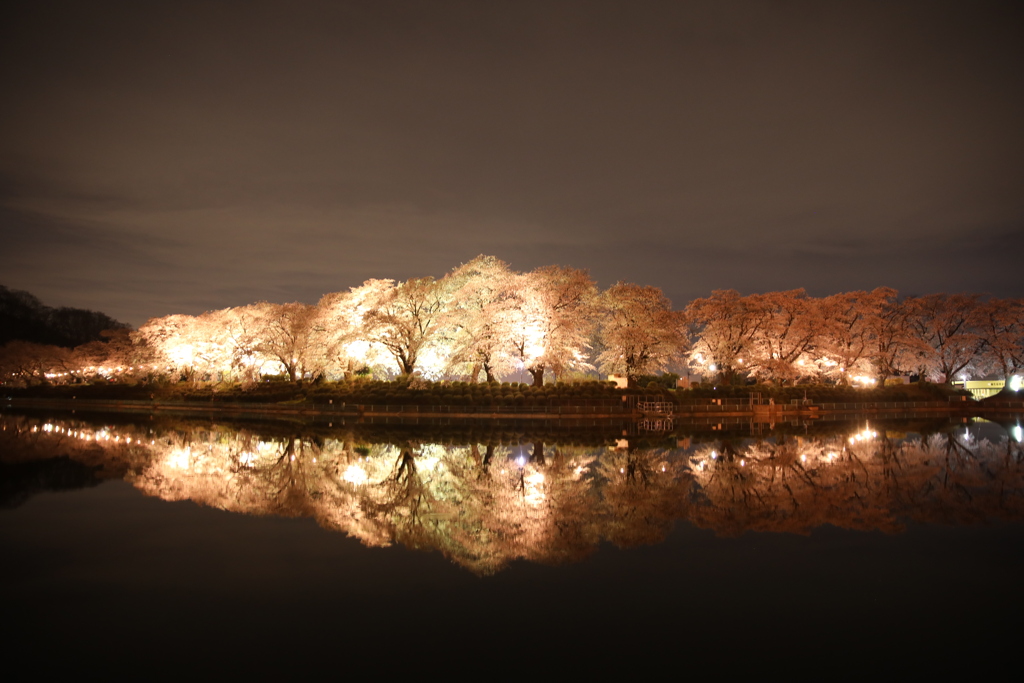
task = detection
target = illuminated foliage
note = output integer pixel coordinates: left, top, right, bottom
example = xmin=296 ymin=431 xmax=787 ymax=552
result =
xmin=685 ymin=288 xmax=1022 ymax=385
xmin=0 ymin=341 xmax=72 ymax=386
xmin=520 ymin=265 xmax=599 ymax=386
xmin=313 ymin=279 xmax=396 ymax=378
xmin=684 ymin=289 xmax=763 ymax=383
xmin=3 ymin=258 xmax=1020 ymax=387
xmin=816 ymin=287 xmax=896 ymax=384
xmin=597 ymin=282 xmax=687 ymax=385
xmin=905 ymin=293 xmax=988 ymax=382
xmin=743 ymin=289 xmax=821 ymax=384
xmin=7 ymin=414 xmax=1024 ymax=574
xmin=443 ymin=256 xmax=522 ymax=381
xmin=976 ymin=298 xmax=1024 ymax=382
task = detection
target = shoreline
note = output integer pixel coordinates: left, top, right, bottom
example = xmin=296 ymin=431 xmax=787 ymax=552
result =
xmin=6 ymin=396 xmax=1023 ymax=422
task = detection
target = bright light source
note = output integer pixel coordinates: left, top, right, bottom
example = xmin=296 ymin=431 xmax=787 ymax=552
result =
xmin=1010 ymin=375 xmax=1022 ymax=392
xmin=342 ymin=465 xmax=368 ymax=485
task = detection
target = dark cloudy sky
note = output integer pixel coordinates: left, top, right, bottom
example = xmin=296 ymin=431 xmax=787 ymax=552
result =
xmin=2 ymin=0 xmax=1022 ymax=326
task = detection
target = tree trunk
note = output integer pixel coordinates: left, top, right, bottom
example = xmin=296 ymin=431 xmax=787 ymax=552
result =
xmin=531 ymin=441 xmax=545 ymax=466
xmin=528 ymin=364 xmax=545 ymax=387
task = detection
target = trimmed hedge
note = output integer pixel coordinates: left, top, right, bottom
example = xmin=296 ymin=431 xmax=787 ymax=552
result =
xmin=7 ymin=377 xmax=970 ymax=406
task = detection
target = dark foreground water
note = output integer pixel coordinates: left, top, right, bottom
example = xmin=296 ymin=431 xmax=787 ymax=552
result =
xmin=3 ymin=410 xmax=1024 ymax=675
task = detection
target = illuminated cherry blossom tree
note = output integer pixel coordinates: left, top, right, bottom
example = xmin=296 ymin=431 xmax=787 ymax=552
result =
xmin=0 ymin=340 xmax=72 ymax=386
xmin=443 ymin=255 xmax=521 ymax=381
xmin=742 ymin=289 xmax=823 ymax=384
xmin=313 ymin=279 xmax=395 ymax=378
xmin=597 ymin=282 xmax=686 ymax=386
xmin=249 ymin=301 xmax=318 ymax=382
xmin=136 ymin=313 xmax=223 ymax=381
xmin=868 ymin=294 xmax=929 ymax=379
xmin=905 ymin=293 xmax=987 ymax=382
xmin=72 ymin=328 xmax=157 ymax=381
xmin=975 ymin=297 xmax=1024 ymax=383
xmin=362 ymin=276 xmax=456 ymax=376
xmin=684 ymin=289 xmax=763 ymax=383
xmin=815 ymin=287 xmax=896 ymax=384
xmin=518 ymin=265 xmax=598 ymax=386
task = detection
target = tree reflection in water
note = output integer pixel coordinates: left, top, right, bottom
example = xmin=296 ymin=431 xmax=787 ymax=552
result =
xmin=2 ymin=414 xmax=1022 ymax=574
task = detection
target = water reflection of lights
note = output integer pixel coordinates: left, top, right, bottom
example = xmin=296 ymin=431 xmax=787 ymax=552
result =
xmin=523 ymin=470 xmax=546 ymax=506
xmin=11 ymin=414 xmax=1024 ymax=576
xmin=167 ymin=447 xmax=191 ymax=469
xmin=849 ymin=425 xmax=878 ymax=444
xmin=34 ymin=422 xmax=141 ymax=446
xmin=342 ymin=465 xmax=368 ymax=485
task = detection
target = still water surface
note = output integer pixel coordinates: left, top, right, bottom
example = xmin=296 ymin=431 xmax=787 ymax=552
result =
xmin=4 ymin=411 xmax=1024 ymax=673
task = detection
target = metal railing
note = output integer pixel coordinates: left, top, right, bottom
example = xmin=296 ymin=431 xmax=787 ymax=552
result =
xmin=636 ymin=401 xmax=675 ymax=413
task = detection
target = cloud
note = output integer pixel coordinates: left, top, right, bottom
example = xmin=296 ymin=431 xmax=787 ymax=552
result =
xmin=1 ymin=2 xmax=1022 ymax=324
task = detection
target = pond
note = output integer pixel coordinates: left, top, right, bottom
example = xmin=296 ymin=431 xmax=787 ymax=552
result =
xmin=4 ymin=410 xmax=1024 ymax=674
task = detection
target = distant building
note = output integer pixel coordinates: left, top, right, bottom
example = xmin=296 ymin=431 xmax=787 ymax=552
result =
xmin=608 ymin=374 xmax=628 ymax=389
xmin=951 ymin=379 xmax=1005 ymax=399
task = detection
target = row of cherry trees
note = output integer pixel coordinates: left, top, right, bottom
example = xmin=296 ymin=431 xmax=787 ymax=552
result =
xmin=2 ymin=257 xmax=1021 ymax=387
xmin=686 ymin=288 xmax=1024 ymax=384
xmin=92 ymin=256 xmax=684 ymax=386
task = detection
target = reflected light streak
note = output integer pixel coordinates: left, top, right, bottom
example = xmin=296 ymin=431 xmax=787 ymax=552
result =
xmin=342 ymin=464 xmax=368 ymax=485
xmin=167 ymin=447 xmax=191 ymax=469
xmin=523 ymin=470 xmax=546 ymax=506
xmin=8 ymin=414 xmax=1024 ymax=575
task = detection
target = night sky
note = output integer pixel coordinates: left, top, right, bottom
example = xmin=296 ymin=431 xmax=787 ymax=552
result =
xmin=2 ymin=1 xmax=1022 ymax=327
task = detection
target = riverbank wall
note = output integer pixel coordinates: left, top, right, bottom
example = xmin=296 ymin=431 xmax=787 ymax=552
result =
xmin=6 ymin=396 xmax=1023 ymax=422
